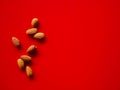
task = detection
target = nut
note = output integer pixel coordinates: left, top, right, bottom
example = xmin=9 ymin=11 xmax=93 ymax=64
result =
xmin=17 ymin=59 xmax=24 ymax=69
xmin=12 ymin=37 xmax=20 ymax=47
xmin=26 ymin=28 xmax=37 ymax=35
xmin=20 ymin=55 xmax=32 ymax=62
xmin=26 ymin=66 xmax=33 ymax=77
xmin=27 ymin=45 xmax=37 ymax=54
xmin=33 ymin=32 xmax=45 ymax=39
xmin=31 ymin=18 xmax=39 ymax=28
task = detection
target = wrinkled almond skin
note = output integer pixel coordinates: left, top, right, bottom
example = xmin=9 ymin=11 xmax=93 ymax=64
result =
xmin=17 ymin=59 xmax=24 ymax=69
xmin=33 ymin=32 xmax=45 ymax=39
xmin=20 ymin=55 xmax=32 ymax=62
xmin=27 ymin=45 xmax=37 ymax=54
xmin=26 ymin=66 xmax=33 ymax=77
xmin=26 ymin=28 xmax=37 ymax=35
xmin=31 ymin=18 xmax=39 ymax=28
xmin=12 ymin=37 xmax=20 ymax=47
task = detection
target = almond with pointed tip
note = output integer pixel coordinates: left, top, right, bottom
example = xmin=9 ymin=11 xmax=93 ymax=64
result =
xmin=26 ymin=66 xmax=33 ymax=77
xmin=33 ymin=32 xmax=45 ymax=40
xmin=20 ymin=55 xmax=32 ymax=62
xmin=17 ymin=59 xmax=24 ymax=69
xmin=26 ymin=28 xmax=37 ymax=35
xmin=12 ymin=37 xmax=20 ymax=47
xmin=27 ymin=45 xmax=37 ymax=54
xmin=31 ymin=18 xmax=39 ymax=28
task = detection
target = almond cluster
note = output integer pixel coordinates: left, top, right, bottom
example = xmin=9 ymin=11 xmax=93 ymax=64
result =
xmin=11 ymin=18 xmax=45 ymax=78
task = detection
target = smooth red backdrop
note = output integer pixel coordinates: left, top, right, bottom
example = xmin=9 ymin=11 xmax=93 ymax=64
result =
xmin=0 ymin=0 xmax=120 ymax=90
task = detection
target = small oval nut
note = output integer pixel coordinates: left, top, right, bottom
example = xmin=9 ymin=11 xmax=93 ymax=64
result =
xmin=31 ymin=18 xmax=39 ymax=28
xmin=26 ymin=28 xmax=37 ymax=35
xmin=27 ymin=45 xmax=37 ymax=54
xmin=26 ymin=66 xmax=33 ymax=77
xmin=20 ymin=55 xmax=32 ymax=62
xmin=12 ymin=37 xmax=20 ymax=47
xmin=33 ymin=32 xmax=45 ymax=40
xmin=17 ymin=59 xmax=24 ymax=69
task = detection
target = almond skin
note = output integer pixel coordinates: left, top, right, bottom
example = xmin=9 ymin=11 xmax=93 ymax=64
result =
xmin=17 ymin=59 xmax=24 ymax=69
xmin=20 ymin=55 xmax=32 ymax=62
xmin=31 ymin=18 xmax=39 ymax=28
xmin=33 ymin=32 xmax=45 ymax=39
xmin=12 ymin=37 xmax=20 ymax=47
xmin=27 ymin=45 xmax=37 ymax=54
xmin=26 ymin=66 xmax=33 ymax=77
xmin=26 ymin=28 xmax=37 ymax=35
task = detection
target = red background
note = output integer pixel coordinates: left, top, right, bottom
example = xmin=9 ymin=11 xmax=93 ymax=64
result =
xmin=0 ymin=0 xmax=120 ymax=90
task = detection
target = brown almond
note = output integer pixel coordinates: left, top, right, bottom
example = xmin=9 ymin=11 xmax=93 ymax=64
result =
xmin=26 ymin=66 xmax=33 ymax=77
xmin=17 ymin=59 xmax=24 ymax=69
xmin=31 ymin=18 xmax=39 ymax=28
xmin=20 ymin=55 xmax=32 ymax=62
xmin=27 ymin=45 xmax=37 ymax=54
xmin=26 ymin=28 xmax=37 ymax=35
xmin=12 ymin=37 xmax=20 ymax=47
xmin=33 ymin=32 xmax=45 ymax=39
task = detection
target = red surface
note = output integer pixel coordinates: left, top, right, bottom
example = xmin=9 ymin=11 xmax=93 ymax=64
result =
xmin=0 ymin=0 xmax=120 ymax=90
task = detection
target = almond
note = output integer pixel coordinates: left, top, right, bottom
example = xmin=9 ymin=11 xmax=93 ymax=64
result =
xmin=17 ymin=59 xmax=24 ymax=69
xmin=27 ymin=45 xmax=37 ymax=54
xmin=33 ymin=32 xmax=45 ymax=39
xmin=12 ymin=37 xmax=20 ymax=47
xmin=31 ymin=18 xmax=39 ymax=28
xmin=26 ymin=66 xmax=33 ymax=77
xmin=26 ymin=28 xmax=37 ymax=35
xmin=20 ymin=55 xmax=32 ymax=62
